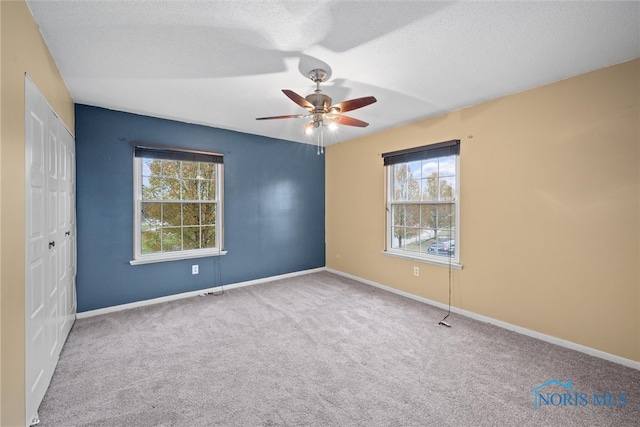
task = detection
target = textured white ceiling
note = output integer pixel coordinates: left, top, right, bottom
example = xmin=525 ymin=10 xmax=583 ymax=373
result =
xmin=27 ymin=0 xmax=640 ymax=146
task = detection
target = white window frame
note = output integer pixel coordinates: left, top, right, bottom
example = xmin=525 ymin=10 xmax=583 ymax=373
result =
xmin=130 ymin=148 xmax=226 ymax=265
xmin=383 ymin=146 xmax=462 ymax=270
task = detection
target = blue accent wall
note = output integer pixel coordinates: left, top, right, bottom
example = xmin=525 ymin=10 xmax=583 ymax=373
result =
xmin=75 ymin=105 xmax=325 ymax=312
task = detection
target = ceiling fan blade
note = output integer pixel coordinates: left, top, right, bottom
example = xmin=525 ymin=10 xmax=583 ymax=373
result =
xmin=282 ymin=89 xmax=314 ymax=110
xmin=331 ymin=96 xmax=377 ymax=113
xmin=332 ymin=115 xmax=369 ymax=127
xmin=255 ymin=114 xmax=307 ymax=120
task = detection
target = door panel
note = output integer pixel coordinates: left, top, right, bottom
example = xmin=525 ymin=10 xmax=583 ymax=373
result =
xmin=68 ymin=148 xmax=77 ymax=318
xmin=46 ymin=126 xmax=60 ymax=364
xmin=25 ymin=76 xmax=76 ymax=426
xmin=25 ymin=79 xmax=51 ymax=425
xmin=58 ymin=124 xmax=75 ymax=337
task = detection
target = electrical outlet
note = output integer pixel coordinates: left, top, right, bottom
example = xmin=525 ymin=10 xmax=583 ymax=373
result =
xmin=413 ymin=266 xmax=419 ymax=276
xmin=192 ymin=265 xmax=199 ymax=275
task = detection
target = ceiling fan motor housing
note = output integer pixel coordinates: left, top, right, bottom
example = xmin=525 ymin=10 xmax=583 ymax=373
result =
xmin=305 ymin=93 xmax=332 ymax=112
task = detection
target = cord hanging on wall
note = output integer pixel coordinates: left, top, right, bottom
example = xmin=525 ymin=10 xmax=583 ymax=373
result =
xmin=210 ymin=254 xmax=224 ymax=296
xmin=439 ymin=233 xmax=453 ymax=327
xmin=200 ymin=248 xmax=225 ymax=296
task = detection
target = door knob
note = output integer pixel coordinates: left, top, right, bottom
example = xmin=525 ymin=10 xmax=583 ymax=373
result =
xmin=49 ymin=241 xmax=55 ymax=249
xmin=65 ymin=231 xmax=70 ymax=236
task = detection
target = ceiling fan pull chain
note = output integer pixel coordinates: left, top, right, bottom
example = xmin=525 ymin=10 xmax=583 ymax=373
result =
xmin=316 ymin=129 xmax=325 ymax=155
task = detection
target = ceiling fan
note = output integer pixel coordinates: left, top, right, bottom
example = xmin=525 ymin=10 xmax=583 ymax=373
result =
xmin=256 ymin=69 xmax=377 ymax=137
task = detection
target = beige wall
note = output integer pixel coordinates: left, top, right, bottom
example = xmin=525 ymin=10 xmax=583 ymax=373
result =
xmin=1 ymin=1 xmax=73 ymax=425
xmin=326 ymin=59 xmax=640 ymax=363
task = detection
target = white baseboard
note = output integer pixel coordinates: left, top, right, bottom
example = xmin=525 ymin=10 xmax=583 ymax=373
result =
xmin=325 ymin=268 xmax=640 ymax=371
xmin=76 ymin=267 xmax=325 ymax=319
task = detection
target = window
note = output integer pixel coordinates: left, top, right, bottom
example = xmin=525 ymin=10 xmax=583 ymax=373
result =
xmin=131 ymin=146 xmax=225 ymax=265
xmin=383 ymin=140 xmax=461 ymax=268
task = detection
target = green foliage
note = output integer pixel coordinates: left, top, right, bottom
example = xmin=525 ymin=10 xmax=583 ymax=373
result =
xmin=139 ymin=158 xmax=218 ymax=254
xmin=391 ymin=156 xmax=456 ymax=255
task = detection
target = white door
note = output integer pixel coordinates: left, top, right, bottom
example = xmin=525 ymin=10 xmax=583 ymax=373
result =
xmin=25 ymin=75 xmax=76 ymax=426
xmin=58 ymin=122 xmax=76 ymax=339
xmin=44 ymin=108 xmax=60 ymax=381
xmin=25 ymin=76 xmax=50 ymax=427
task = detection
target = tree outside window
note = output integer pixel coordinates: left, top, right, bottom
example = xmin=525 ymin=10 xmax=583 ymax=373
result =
xmin=138 ymin=158 xmax=220 ymax=256
xmin=390 ymin=155 xmax=456 ymax=258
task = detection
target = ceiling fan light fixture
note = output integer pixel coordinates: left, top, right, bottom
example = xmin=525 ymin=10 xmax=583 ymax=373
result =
xmin=304 ymin=122 xmax=314 ymax=135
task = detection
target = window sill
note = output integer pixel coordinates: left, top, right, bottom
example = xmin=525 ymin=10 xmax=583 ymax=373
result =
xmin=381 ymin=250 xmax=463 ymax=270
xmin=130 ymin=250 xmax=228 ymax=265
